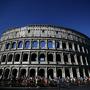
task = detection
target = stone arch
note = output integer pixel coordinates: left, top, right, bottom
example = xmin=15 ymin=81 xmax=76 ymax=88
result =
xmin=22 ymin=53 xmax=28 ymax=62
xmin=15 ymin=54 xmax=20 ymax=62
xmin=47 ymin=53 xmax=53 ymax=61
xmin=12 ymin=69 xmax=17 ymax=79
xmin=47 ymin=69 xmax=53 ymax=79
xmin=79 ymin=68 xmax=84 ymax=77
xmin=57 ymin=69 xmax=62 ymax=78
xmin=38 ymin=69 xmax=45 ymax=77
xmin=12 ymin=42 xmax=16 ymax=48
xmin=29 ymin=69 xmax=35 ymax=77
xmin=20 ymin=69 xmax=26 ymax=77
xmin=39 ymin=53 xmax=45 ymax=62
xmin=72 ymin=68 xmax=77 ymax=78
xmin=56 ymin=53 xmax=61 ymax=62
xmin=31 ymin=53 xmax=37 ymax=61
xmin=71 ymin=54 xmax=75 ymax=64
xmin=2 ymin=55 xmax=6 ymax=62
xmin=7 ymin=54 xmax=13 ymax=62
xmin=64 ymin=54 xmax=68 ymax=63
xmin=18 ymin=41 xmax=23 ymax=48
xmin=56 ymin=41 xmax=60 ymax=48
xmin=4 ymin=69 xmax=10 ymax=79
xmin=65 ymin=68 xmax=70 ymax=77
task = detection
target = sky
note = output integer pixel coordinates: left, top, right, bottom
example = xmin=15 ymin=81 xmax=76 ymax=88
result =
xmin=0 ymin=0 xmax=90 ymax=37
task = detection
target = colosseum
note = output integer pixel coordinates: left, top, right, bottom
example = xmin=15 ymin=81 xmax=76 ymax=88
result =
xmin=0 ymin=24 xmax=90 ymax=86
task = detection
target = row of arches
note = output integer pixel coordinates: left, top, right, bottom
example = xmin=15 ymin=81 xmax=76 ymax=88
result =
xmin=1 ymin=53 xmax=89 ymax=65
xmin=0 ymin=67 xmax=89 ymax=79
xmin=5 ymin=40 xmax=88 ymax=54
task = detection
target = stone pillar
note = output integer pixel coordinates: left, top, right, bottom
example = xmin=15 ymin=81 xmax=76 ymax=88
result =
xmin=60 ymin=41 xmax=62 ymax=49
xmin=53 ymin=52 xmax=56 ymax=64
xmin=72 ymin=43 xmax=75 ymax=51
xmin=76 ymin=68 xmax=80 ymax=78
xmin=35 ymin=68 xmax=38 ymax=77
xmin=62 ymin=68 xmax=65 ymax=78
xmin=66 ymin=42 xmax=69 ymax=50
xmin=88 ymin=69 xmax=90 ymax=77
xmin=85 ymin=57 xmax=88 ymax=65
xmin=54 ymin=67 xmax=56 ymax=78
xmin=45 ymin=68 xmax=47 ymax=78
xmin=70 ymin=68 xmax=73 ymax=78
xmin=26 ymin=68 xmax=28 ymax=77
xmin=80 ymin=56 xmax=84 ymax=65
xmin=83 ymin=69 xmax=86 ymax=78
xmin=74 ymin=54 xmax=78 ymax=65
xmin=68 ymin=54 xmax=72 ymax=64
xmin=45 ymin=52 xmax=48 ymax=64
xmin=53 ymin=40 xmax=55 ymax=49
xmin=61 ymin=53 xmax=64 ymax=64
xmin=78 ymin=45 xmax=80 ymax=52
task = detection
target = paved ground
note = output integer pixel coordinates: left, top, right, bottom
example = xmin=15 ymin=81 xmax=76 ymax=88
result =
xmin=0 ymin=85 xmax=90 ymax=90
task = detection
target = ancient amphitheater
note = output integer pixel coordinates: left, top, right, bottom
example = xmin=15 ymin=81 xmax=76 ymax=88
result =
xmin=0 ymin=24 xmax=90 ymax=81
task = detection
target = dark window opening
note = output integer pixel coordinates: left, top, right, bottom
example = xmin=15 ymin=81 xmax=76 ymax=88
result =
xmin=39 ymin=54 xmax=45 ymax=62
xmin=77 ymin=55 xmax=81 ymax=65
xmin=12 ymin=69 xmax=17 ymax=79
xmin=65 ymin=69 xmax=70 ymax=77
xmin=25 ymin=41 xmax=30 ymax=49
xmin=18 ymin=41 xmax=23 ymax=48
xmin=31 ymin=53 xmax=37 ymax=61
xmin=74 ymin=43 xmax=78 ymax=51
xmin=71 ymin=54 xmax=75 ymax=63
xmin=79 ymin=68 xmax=83 ymax=77
xmin=56 ymin=54 xmax=61 ymax=62
xmin=57 ymin=69 xmax=62 ymax=78
xmin=30 ymin=69 xmax=35 ymax=77
xmin=79 ymin=46 xmax=82 ymax=52
xmin=72 ymin=68 xmax=77 ymax=78
xmin=69 ymin=43 xmax=72 ymax=50
xmin=6 ymin=43 xmax=10 ymax=49
xmin=22 ymin=53 xmax=28 ymax=62
xmin=48 ymin=69 xmax=53 ymax=79
xmin=62 ymin=42 xmax=66 ymax=49
xmin=15 ymin=54 xmax=20 ymax=62
xmin=47 ymin=53 xmax=53 ymax=61
xmin=64 ymin=54 xmax=68 ymax=63
xmin=12 ymin=42 xmax=16 ymax=49
xmin=38 ymin=69 xmax=45 ymax=77
xmin=20 ymin=69 xmax=26 ymax=77
xmin=56 ymin=31 xmax=58 ymax=34
xmin=0 ymin=69 xmax=2 ymax=76
xmin=82 ymin=56 xmax=86 ymax=65
xmin=85 ymin=68 xmax=89 ymax=77
xmin=4 ymin=69 xmax=9 ymax=79
xmin=2 ymin=55 xmax=6 ymax=62
xmin=7 ymin=54 xmax=13 ymax=62
xmin=28 ymin=30 xmax=30 ymax=33
xmin=42 ymin=30 xmax=45 ymax=33
xmin=56 ymin=41 xmax=60 ymax=48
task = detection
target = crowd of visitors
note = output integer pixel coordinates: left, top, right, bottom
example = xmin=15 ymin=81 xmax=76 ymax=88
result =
xmin=0 ymin=76 xmax=90 ymax=87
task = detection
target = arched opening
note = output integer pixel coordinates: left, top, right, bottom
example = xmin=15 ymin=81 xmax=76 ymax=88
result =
xmin=4 ymin=69 xmax=10 ymax=79
xmin=6 ymin=43 xmax=10 ymax=49
xmin=57 ymin=69 xmax=62 ymax=78
xmin=62 ymin=42 xmax=66 ymax=49
xmin=47 ymin=53 xmax=53 ymax=62
xmin=12 ymin=42 xmax=16 ymax=49
xmin=39 ymin=53 xmax=45 ymax=62
xmin=79 ymin=45 xmax=82 ymax=52
xmin=69 ymin=42 xmax=72 ymax=50
xmin=48 ymin=41 xmax=53 ymax=49
xmin=0 ymin=69 xmax=3 ymax=76
xmin=79 ymin=68 xmax=84 ymax=77
xmin=15 ymin=54 xmax=20 ymax=62
xmin=7 ymin=54 xmax=13 ymax=62
xmin=82 ymin=56 xmax=86 ymax=65
xmin=65 ymin=68 xmax=70 ymax=77
xmin=71 ymin=54 xmax=75 ymax=64
xmin=2 ymin=55 xmax=6 ymax=62
xmin=31 ymin=53 xmax=37 ymax=61
xmin=85 ymin=68 xmax=89 ymax=77
xmin=56 ymin=41 xmax=60 ymax=48
xmin=64 ymin=54 xmax=68 ymax=64
xmin=72 ymin=68 xmax=77 ymax=78
xmin=74 ymin=43 xmax=78 ymax=51
xmin=40 ymin=41 xmax=45 ymax=49
xmin=32 ymin=41 xmax=38 ymax=48
xmin=48 ymin=69 xmax=53 ymax=79
xmin=25 ymin=41 xmax=30 ymax=49
xmin=30 ymin=69 xmax=35 ymax=77
xmin=77 ymin=55 xmax=81 ymax=65
xmin=38 ymin=69 xmax=45 ymax=77
xmin=20 ymin=69 xmax=26 ymax=77
xmin=56 ymin=54 xmax=61 ymax=62
xmin=12 ymin=69 xmax=17 ymax=79
xmin=22 ymin=53 xmax=28 ymax=62
xmin=18 ymin=41 xmax=23 ymax=48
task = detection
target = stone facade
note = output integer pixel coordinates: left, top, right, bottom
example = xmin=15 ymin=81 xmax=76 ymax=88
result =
xmin=0 ymin=24 xmax=90 ymax=80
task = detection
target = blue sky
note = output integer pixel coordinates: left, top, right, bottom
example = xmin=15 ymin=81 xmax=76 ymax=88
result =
xmin=0 ymin=0 xmax=90 ymax=37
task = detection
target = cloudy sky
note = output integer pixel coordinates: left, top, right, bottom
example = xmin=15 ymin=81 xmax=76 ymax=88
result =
xmin=0 ymin=0 xmax=90 ymax=37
